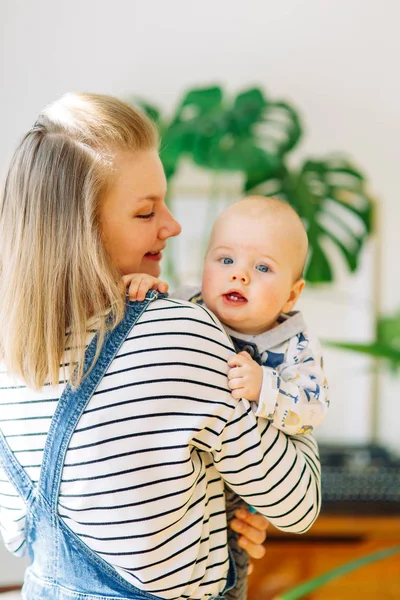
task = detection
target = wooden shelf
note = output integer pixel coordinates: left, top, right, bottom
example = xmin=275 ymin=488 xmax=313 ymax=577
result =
xmin=248 ymin=514 xmax=400 ymax=600
xmin=269 ymin=514 xmax=400 ymax=541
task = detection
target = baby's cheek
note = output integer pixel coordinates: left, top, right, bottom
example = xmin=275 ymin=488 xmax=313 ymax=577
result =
xmin=201 ymin=267 xmax=217 ymax=297
xmin=201 ymin=283 xmax=215 ymax=309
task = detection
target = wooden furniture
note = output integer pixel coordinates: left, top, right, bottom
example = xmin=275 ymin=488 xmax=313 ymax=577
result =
xmin=247 ymin=514 xmax=400 ymax=600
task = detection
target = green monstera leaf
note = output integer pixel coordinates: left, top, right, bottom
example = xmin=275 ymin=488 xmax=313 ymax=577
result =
xmin=133 ymin=85 xmax=374 ymax=285
xmin=326 ymin=311 xmax=400 ymax=372
xmin=178 ymin=87 xmax=302 ymax=185
xmin=138 ymin=86 xmax=302 ymax=185
xmin=249 ymin=155 xmax=374 ymax=282
xmin=294 ymin=156 xmax=373 ymax=282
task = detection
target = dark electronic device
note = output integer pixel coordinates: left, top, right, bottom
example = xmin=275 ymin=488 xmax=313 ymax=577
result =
xmin=320 ymin=444 xmax=400 ymax=514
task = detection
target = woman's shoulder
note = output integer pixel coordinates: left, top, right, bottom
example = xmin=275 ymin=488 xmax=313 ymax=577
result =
xmin=146 ymin=295 xmax=226 ymax=329
xmin=136 ymin=296 xmax=233 ymax=351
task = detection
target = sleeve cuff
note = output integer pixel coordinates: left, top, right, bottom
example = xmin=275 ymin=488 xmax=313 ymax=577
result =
xmin=254 ymin=368 xmax=280 ymax=419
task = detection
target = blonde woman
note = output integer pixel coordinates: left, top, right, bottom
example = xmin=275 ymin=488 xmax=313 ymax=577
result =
xmin=0 ymin=93 xmax=321 ymax=600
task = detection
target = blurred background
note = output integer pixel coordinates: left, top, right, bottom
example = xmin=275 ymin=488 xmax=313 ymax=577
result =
xmin=1 ymin=1 xmax=399 ymax=597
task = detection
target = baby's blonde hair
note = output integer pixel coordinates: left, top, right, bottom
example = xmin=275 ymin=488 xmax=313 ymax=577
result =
xmin=243 ymin=195 xmax=308 ymax=280
xmin=208 ymin=195 xmax=308 ymax=281
xmin=0 ymin=93 xmax=158 ymax=389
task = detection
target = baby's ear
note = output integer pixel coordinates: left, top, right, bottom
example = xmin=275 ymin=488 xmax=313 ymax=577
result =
xmin=282 ymin=279 xmax=306 ymax=313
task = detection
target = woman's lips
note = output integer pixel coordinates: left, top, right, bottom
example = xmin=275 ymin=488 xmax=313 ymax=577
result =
xmin=144 ymin=251 xmax=162 ymax=261
xmin=222 ymin=292 xmax=247 ymax=305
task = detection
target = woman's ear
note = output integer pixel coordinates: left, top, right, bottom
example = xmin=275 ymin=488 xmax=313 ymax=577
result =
xmin=282 ymin=279 xmax=306 ymax=313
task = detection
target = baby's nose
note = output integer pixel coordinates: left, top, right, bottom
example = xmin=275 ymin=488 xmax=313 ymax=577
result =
xmin=231 ymin=272 xmax=249 ymax=284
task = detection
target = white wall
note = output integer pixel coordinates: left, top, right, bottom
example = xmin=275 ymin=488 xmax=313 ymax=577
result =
xmin=0 ymin=545 xmax=28 ymax=586
xmin=0 ymin=0 xmax=399 ymax=581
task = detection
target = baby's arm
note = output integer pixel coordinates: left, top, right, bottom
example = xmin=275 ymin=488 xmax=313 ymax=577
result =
xmin=228 ymin=333 xmax=329 ymax=435
xmin=122 ymin=273 xmax=168 ymax=302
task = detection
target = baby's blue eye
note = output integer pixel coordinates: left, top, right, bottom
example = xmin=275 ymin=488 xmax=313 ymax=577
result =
xmin=220 ymin=257 xmax=233 ymax=265
xmin=256 ymin=264 xmax=270 ymax=273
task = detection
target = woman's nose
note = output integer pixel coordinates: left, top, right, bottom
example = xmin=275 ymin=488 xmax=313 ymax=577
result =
xmin=159 ymin=207 xmax=182 ymax=239
xmin=230 ymin=271 xmax=249 ymax=285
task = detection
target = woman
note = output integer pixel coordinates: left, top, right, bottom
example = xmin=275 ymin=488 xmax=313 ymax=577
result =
xmin=0 ymin=93 xmax=321 ymax=600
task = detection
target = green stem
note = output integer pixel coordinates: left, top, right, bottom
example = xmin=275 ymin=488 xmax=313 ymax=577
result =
xmin=277 ymin=545 xmax=400 ymax=600
xmin=202 ymin=172 xmax=220 ymax=259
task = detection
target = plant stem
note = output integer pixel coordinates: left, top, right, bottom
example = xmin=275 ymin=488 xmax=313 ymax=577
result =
xmin=202 ymin=172 xmax=221 ymax=259
xmin=275 ymin=545 xmax=400 ymax=600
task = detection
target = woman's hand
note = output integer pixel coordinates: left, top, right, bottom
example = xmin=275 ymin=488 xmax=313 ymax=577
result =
xmin=229 ymin=508 xmax=269 ymax=572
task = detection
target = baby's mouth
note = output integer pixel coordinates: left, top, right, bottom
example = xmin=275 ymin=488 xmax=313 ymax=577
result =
xmin=223 ymin=292 xmax=247 ymax=304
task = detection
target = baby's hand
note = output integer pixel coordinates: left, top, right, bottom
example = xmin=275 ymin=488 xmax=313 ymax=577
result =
xmin=227 ymin=351 xmax=263 ymax=401
xmin=122 ymin=273 xmax=169 ymax=302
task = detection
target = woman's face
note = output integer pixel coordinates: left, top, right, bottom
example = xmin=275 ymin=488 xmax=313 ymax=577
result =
xmin=99 ymin=149 xmax=181 ymax=276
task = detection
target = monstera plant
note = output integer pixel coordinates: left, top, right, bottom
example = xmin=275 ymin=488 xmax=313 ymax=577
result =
xmin=135 ymin=85 xmax=373 ymax=284
xmin=327 ymin=310 xmax=400 ymax=372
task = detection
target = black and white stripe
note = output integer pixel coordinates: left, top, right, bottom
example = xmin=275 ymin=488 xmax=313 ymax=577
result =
xmin=0 ymin=298 xmax=320 ymax=600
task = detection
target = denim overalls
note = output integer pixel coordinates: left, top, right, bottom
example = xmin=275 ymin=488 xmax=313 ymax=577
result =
xmin=0 ymin=293 xmax=236 ymax=600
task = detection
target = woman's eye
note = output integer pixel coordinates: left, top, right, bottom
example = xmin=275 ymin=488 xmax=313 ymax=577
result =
xmin=220 ymin=257 xmax=233 ymax=265
xmin=136 ymin=212 xmax=155 ymax=220
xmin=256 ymin=264 xmax=270 ymax=273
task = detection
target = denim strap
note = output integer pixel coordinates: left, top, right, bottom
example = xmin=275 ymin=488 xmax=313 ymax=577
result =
xmin=38 ymin=292 xmax=162 ymax=510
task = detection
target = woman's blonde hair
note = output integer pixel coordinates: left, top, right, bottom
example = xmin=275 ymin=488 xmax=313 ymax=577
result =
xmin=0 ymin=92 xmax=158 ymax=389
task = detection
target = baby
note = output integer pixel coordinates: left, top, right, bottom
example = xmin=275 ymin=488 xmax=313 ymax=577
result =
xmin=124 ymin=195 xmax=329 ymax=600
xmin=126 ymin=195 xmax=329 ymax=437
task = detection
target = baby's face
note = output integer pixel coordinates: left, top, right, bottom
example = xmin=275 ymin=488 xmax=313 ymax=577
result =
xmin=202 ymin=212 xmax=302 ymax=335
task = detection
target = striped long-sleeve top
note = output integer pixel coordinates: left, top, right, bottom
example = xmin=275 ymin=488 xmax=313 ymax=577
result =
xmin=0 ymin=297 xmax=321 ymax=600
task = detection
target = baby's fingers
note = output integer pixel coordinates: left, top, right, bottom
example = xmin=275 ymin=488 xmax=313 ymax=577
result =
xmin=136 ymin=277 xmax=165 ymax=301
xmin=228 ymin=366 xmax=244 ymax=381
xmin=228 ymin=377 xmax=244 ymax=391
xmin=136 ymin=277 xmax=168 ymax=301
xmin=136 ymin=277 xmax=153 ymax=302
xmin=147 ymin=279 xmax=169 ymax=297
xmin=227 ymin=351 xmax=252 ymax=368
xmin=157 ymin=281 xmax=169 ymax=293
xmin=228 ymin=378 xmax=246 ymax=399
xmin=127 ymin=279 xmax=142 ymax=301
